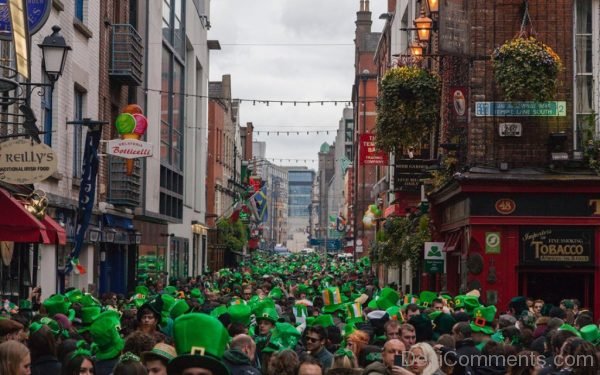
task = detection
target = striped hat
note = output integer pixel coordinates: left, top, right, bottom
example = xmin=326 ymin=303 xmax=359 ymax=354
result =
xmin=346 ymin=302 xmax=364 ymax=324
xmin=322 ymin=287 xmax=344 ymax=313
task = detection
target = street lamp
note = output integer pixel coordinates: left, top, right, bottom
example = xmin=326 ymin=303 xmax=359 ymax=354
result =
xmin=38 ymin=26 xmax=71 ymax=86
xmin=409 ymin=40 xmax=424 ymax=59
xmin=414 ymin=10 xmax=434 ymax=43
xmin=426 ymin=0 xmax=439 ymax=14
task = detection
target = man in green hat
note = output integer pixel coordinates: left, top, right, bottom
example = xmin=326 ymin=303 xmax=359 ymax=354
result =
xmin=168 ymin=313 xmax=231 ymax=375
xmin=91 ymin=310 xmax=124 ymax=375
xmin=470 ymin=305 xmax=497 ymax=350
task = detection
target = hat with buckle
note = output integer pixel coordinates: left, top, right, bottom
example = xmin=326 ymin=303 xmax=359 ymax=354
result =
xmin=419 ymin=291 xmax=438 ymax=308
xmin=579 ymin=324 xmax=600 ymax=345
xmin=470 ymin=305 xmax=497 ymax=335
xmin=256 ymin=306 xmax=279 ymax=324
xmin=168 ymin=313 xmax=231 ymax=375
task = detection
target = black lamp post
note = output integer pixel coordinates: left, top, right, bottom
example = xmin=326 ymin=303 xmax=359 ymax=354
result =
xmin=38 ymin=25 xmax=71 ymax=87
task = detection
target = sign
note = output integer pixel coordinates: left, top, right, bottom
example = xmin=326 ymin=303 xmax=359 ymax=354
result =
xmin=439 ymin=0 xmax=470 ymax=55
xmin=0 ymin=0 xmax=52 ymax=40
xmin=498 ymin=123 xmax=522 ymax=137
xmin=449 ymin=87 xmax=468 ymax=123
xmin=106 ymin=139 xmax=153 ymax=159
xmin=394 ymin=159 xmax=435 ymax=192
xmin=359 ymin=134 xmax=388 ymax=166
xmin=0 ymin=138 xmax=57 ymax=184
xmin=475 ymin=101 xmax=567 ymax=117
xmin=471 ymin=194 xmax=600 ymax=217
xmin=424 ymin=242 xmax=445 ymax=273
xmin=521 ymin=227 xmax=594 ymax=265
xmin=485 ymin=232 xmax=501 ymax=254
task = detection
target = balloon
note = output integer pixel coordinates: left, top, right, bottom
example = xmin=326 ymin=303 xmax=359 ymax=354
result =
xmin=122 ymin=104 xmax=143 ymax=115
xmin=362 ymin=214 xmax=374 ymax=229
xmin=114 ymin=113 xmax=136 ymax=134
xmin=133 ymin=113 xmax=148 ymax=135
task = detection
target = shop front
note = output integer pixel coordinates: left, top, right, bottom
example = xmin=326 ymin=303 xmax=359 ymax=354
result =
xmin=429 ymin=174 xmax=600 ymax=317
xmin=99 ymin=214 xmax=138 ymax=295
xmin=134 ymin=219 xmax=168 ymax=289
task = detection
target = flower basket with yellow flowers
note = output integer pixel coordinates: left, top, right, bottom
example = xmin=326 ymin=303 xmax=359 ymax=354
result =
xmin=491 ymin=36 xmax=563 ymax=102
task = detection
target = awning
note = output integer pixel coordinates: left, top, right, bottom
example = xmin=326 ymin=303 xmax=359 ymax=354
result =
xmin=104 ymin=214 xmax=134 ymax=230
xmin=443 ymin=230 xmax=463 ymax=252
xmin=41 ymin=215 xmax=67 ymax=245
xmin=0 ymin=188 xmax=50 ymax=243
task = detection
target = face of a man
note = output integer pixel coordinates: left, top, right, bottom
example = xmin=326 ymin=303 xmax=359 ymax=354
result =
xmin=406 ymin=309 xmax=420 ymax=319
xmin=305 ymin=332 xmax=324 ymax=352
xmin=432 ymin=302 xmax=444 ymax=311
xmin=382 ymin=339 xmax=406 ymax=369
xmin=145 ymin=359 xmax=167 ymax=375
xmin=182 ymin=369 xmax=213 ymax=375
xmin=258 ymin=319 xmax=274 ymax=335
xmin=141 ymin=313 xmax=157 ymax=327
xmin=385 ymin=326 xmax=401 ymax=340
xmin=243 ymin=289 xmax=253 ymax=300
xmin=297 ymin=363 xmax=323 ymax=375
xmin=533 ymin=303 xmax=543 ymax=313
xmin=400 ymin=329 xmax=416 ymax=348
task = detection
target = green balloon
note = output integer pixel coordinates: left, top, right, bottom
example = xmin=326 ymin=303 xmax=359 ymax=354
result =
xmin=115 ymin=113 xmax=136 ymax=134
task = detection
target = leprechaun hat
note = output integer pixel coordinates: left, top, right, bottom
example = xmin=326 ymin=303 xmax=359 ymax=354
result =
xmin=470 ymin=305 xmax=497 ymax=335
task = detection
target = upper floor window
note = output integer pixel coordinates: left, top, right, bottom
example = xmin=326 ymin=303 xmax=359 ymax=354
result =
xmin=75 ymin=0 xmax=85 ymax=22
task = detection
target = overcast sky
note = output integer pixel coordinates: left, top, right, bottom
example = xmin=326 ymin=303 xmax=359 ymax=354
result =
xmin=209 ymin=0 xmax=387 ymax=169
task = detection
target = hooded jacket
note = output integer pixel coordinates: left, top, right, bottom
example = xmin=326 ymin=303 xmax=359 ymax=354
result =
xmin=362 ymin=361 xmax=391 ymax=375
xmin=223 ymin=349 xmax=261 ymax=375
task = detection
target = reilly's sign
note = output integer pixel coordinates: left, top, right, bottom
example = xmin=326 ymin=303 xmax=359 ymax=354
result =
xmin=521 ymin=227 xmax=593 ymax=266
xmin=106 ymin=139 xmax=153 ymax=159
xmin=0 ymin=139 xmax=57 ymax=184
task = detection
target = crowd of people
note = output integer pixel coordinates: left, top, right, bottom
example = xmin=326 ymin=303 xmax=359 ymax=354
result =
xmin=0 ymin=252 xmax=599 ymax=375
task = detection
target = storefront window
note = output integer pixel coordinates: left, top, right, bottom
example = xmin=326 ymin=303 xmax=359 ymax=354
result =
xmin=137 ymin=245 xmax=167 ymax=285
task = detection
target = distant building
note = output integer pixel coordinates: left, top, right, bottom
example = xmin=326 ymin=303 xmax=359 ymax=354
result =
xmin=286 ymin=167 xmax=315 ymax=252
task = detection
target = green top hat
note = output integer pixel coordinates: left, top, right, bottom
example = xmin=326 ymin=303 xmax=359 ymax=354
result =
xmin=168 ymin=313 xmax=230 ymax=375
xmin=419 ymin=291 xmax=437 ymax=308
xmin=262 ymin=322 xmax=301 ymax=353
xmin=163 ymin=286 xmax=178 ymax=296
xmin=268 ymin=287 xmax=284 ymax=300
xmin=579 ymin=324 xmax=600 ymax=345
xmin=43 ymin=294 xmax=75 ymax=321
xmin=470 ymin=305 xmax=496 ymax=335
xmin=558 ymin=324 xmax=581 ymax=337
xmin=170 ymin=299 xmax=190 ymax=319
xmin=322 ymin=287 xmax=344 ymax=313
xmin=65 ymin=289 xmax=83 ymax=304
xmin=256 ymin=306 xmax=279 ymax=324
xmin=135 ymin=285 xmax=150 ymax=298
xmin=210 ymin=305 xmax=228 ymax=319
xmin=386 ymin=306 xmax=404 ymax=322
xmin=90 ymin=310 xmax=124 ymax=360
xmin=228 ymin=304 xmax=252 ymax=327
xmin=455 ymin=295 xmax=480 ymax=314
xmin=297 ymin=284 xmax=313 ymax=296
xmin=190 ymin=288 xmax=202 ymax=299
xmin=346 ymin=302 xmax=364 ymax=324
xmin=79 ymin=306 xmax=102 ymax=330
xmin=373 ymin=287 xmax=399 ymax=310
xmin=400 ymin=294 xmax=419 ymax=308
xmin=80 ymin=294 xmax=101 ymax=308
xmin=307 ymin=314 xmax=335 ymax=328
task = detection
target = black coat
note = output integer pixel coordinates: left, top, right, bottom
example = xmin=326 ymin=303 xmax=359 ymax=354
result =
xmin=453 ymin=339 xmax=480 ymax=375
xmin=223 ymin=349 xmax=261 ymax=375
xmin=31 ymin=355 xmax=61 ymax=375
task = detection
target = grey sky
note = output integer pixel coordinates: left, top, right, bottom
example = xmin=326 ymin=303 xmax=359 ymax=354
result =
xmin=209 ymin=0 xmax=386 ymax=168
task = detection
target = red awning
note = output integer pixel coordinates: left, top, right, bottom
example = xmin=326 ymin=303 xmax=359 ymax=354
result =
xmin=443 ymin=230 xmax=463 ymax=252
xmin=41 ymin=215 xmax=67 ymax=245
xmin=0 ymin=188 xmax=50 ymax=243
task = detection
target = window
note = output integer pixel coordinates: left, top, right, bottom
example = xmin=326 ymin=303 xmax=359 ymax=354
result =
xmin=73 ymin=89 xmax=86 ymax=179
xmin=75 ymin=0 xmax=85 ymax=22
xmin=575 ymin=0 xmax=600 ymax=148
xmin=344 ymin=119 xmax=354 ymax=142
xmin=41 ymin=75 xmax=52 ymax=146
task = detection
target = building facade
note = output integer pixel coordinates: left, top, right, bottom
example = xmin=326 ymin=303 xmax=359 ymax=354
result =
xmin=286 ymin=167 xmax=315 ymax=252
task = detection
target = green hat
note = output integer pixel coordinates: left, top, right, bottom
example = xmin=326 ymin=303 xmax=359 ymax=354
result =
xmin=168 ymin=313 xmax=230 ymax=375
xmin=419 ymin=291 xmax=437 ymax=308
xmin=345 ymin=302 xmax=364 ymax=324
xmin=386 ymin=306 xmax=404 ymax=322
xmin=19 ymin=300 xmax=32 ymax=310
xmin=322 ymin=287 xmax=344 ymax=313
xmin=342 ymin=322 xmax=357 ymax=338
xmin=262 ymin=322 xmax=301 ymax=353
xmin=455 ymin=295 xmax=480 ymax=314
xmin=164 ymin=286 xmax=178 ymax=296
xmin=579 ymin=324 xmax=600 ymax=345
xmin=372 ymin=287 xmax=399 ymax=310
xmin=80 ymin=294 xmax=101 ymax=308
xmin=138 ymin=295 xmax=163 ymax=324
xmin=268 ymin=287 xmax=284 ymax=300
xmin=43 ymin=294 xmax=75 ymax=321
xmin=432 ymin=313 xmax=457 ymax=340
xmin=400 ymin=294 xmax=419 ymax=307
xmin=79 ymin=306 xmax=102 ymax=329
xmin=90 ymin=310 xmax=124 ymax=360
xmin=210 ymin=305 xmax=228 ymax=319
xmin=470 ymin=305 xmax=497 ymax=335
xmin=256 ymin=306 xmax=279 ymax=324
xmin=190 ymin=288 xmax=204 ymax=304
xmin=558 ymin=324 xmax=581 ymax=337
xmin=170 ymin=299 xmax=190 ymax=319
xmin=135 ymin=285 xmax=150 ymax=297
xmin=307 ymin=314 xmax=335 ymax=328
xmin=65 ymin=289 xmax=83 ymax=304
xmin=228 ymin=304 xmax=252 ymax=327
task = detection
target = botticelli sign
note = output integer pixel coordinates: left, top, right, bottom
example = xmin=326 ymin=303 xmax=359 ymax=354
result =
xmin=521 ymin=227 xmax=593 ymax=265
xmin=0 ymin=139 xmax=57 ymax=184
xmin=106 ymin=139 xmax=153 ymax=159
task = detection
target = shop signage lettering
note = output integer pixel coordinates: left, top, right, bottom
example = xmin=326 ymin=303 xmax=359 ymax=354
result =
xmin=521 ymin=227 xmax=593 ymax=265
xmin=0 ymin=138 xmax=57 ymax=184
xmin=475 ymin=101 xmax=567 ymax=117
xmin=359 ymin=134 xmax=388 ymax=166
xmin=394 ymin=159 xmax=434 ymax=192
xmin=495 ymin=198 xmax=516 ymax=215
xmin=106 ymin=139 xmax=153 ymax=159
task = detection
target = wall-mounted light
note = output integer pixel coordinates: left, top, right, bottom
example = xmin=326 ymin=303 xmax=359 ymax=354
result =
xmin=414 ymin=10 xmax=434 ymax=43
xmin=409 ymin=40 xmax=424 ymax=58
xmin=104 ymin=228 xmax=116 ymax=243
xmin=89 ymin=229 xmax=101 ymax=243
xmin=38 ymin=26 xmax=71 ymax=85
xmin=426 ymin=0 xmax=439 ymax=15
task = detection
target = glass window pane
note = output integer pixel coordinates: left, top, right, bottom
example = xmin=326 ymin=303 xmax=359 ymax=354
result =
xmin=576 ymin=75 xmax=593 ymax=113
xmin=575 ymin=35 xmax=592 ymax=73
xmin=576 ymin=0 xmax=591 ymax=34
xmin=172 ymin=149 xmax=181 ymax=170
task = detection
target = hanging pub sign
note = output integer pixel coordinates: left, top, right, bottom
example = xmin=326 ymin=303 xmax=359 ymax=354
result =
xmin=449 ymin=87 xmax=468 ymax=123
xmin=520 ymin=227 xmax=594 ymax=266
xmin=0 ymin=138 xmax=57 ymax=184
xmin=113 ymin=104 xmax=151 ymax=175
xmin=359 ymin=133 xmax=388 ymax=166
xmin=393 ymin=159 xmax=435 ymax=192
xmin=106 ymin=139 xmax=153 ymax=159
xmin=0 ymin=0 xmax=52 ymax=40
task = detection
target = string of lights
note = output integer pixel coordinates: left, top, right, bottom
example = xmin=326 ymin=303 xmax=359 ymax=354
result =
xmin=254 ymin=130 xmax=337 ymax=136
xmin=141 ymin=87 xmax=379 ymax=105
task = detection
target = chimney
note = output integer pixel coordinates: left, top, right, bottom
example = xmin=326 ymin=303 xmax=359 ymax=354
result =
xmin=355 ymin=0 xmax=372 ymax=42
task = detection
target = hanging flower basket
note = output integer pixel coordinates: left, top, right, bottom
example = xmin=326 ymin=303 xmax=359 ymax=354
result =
xmin=491 ymin=36 xmax=563 ymax=102
xmin=375 ymin=66 xmax=440 ymax=153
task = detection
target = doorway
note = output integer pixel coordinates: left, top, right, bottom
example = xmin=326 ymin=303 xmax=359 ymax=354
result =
xmin=522 ymin=271 xmax=593 ymax=308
